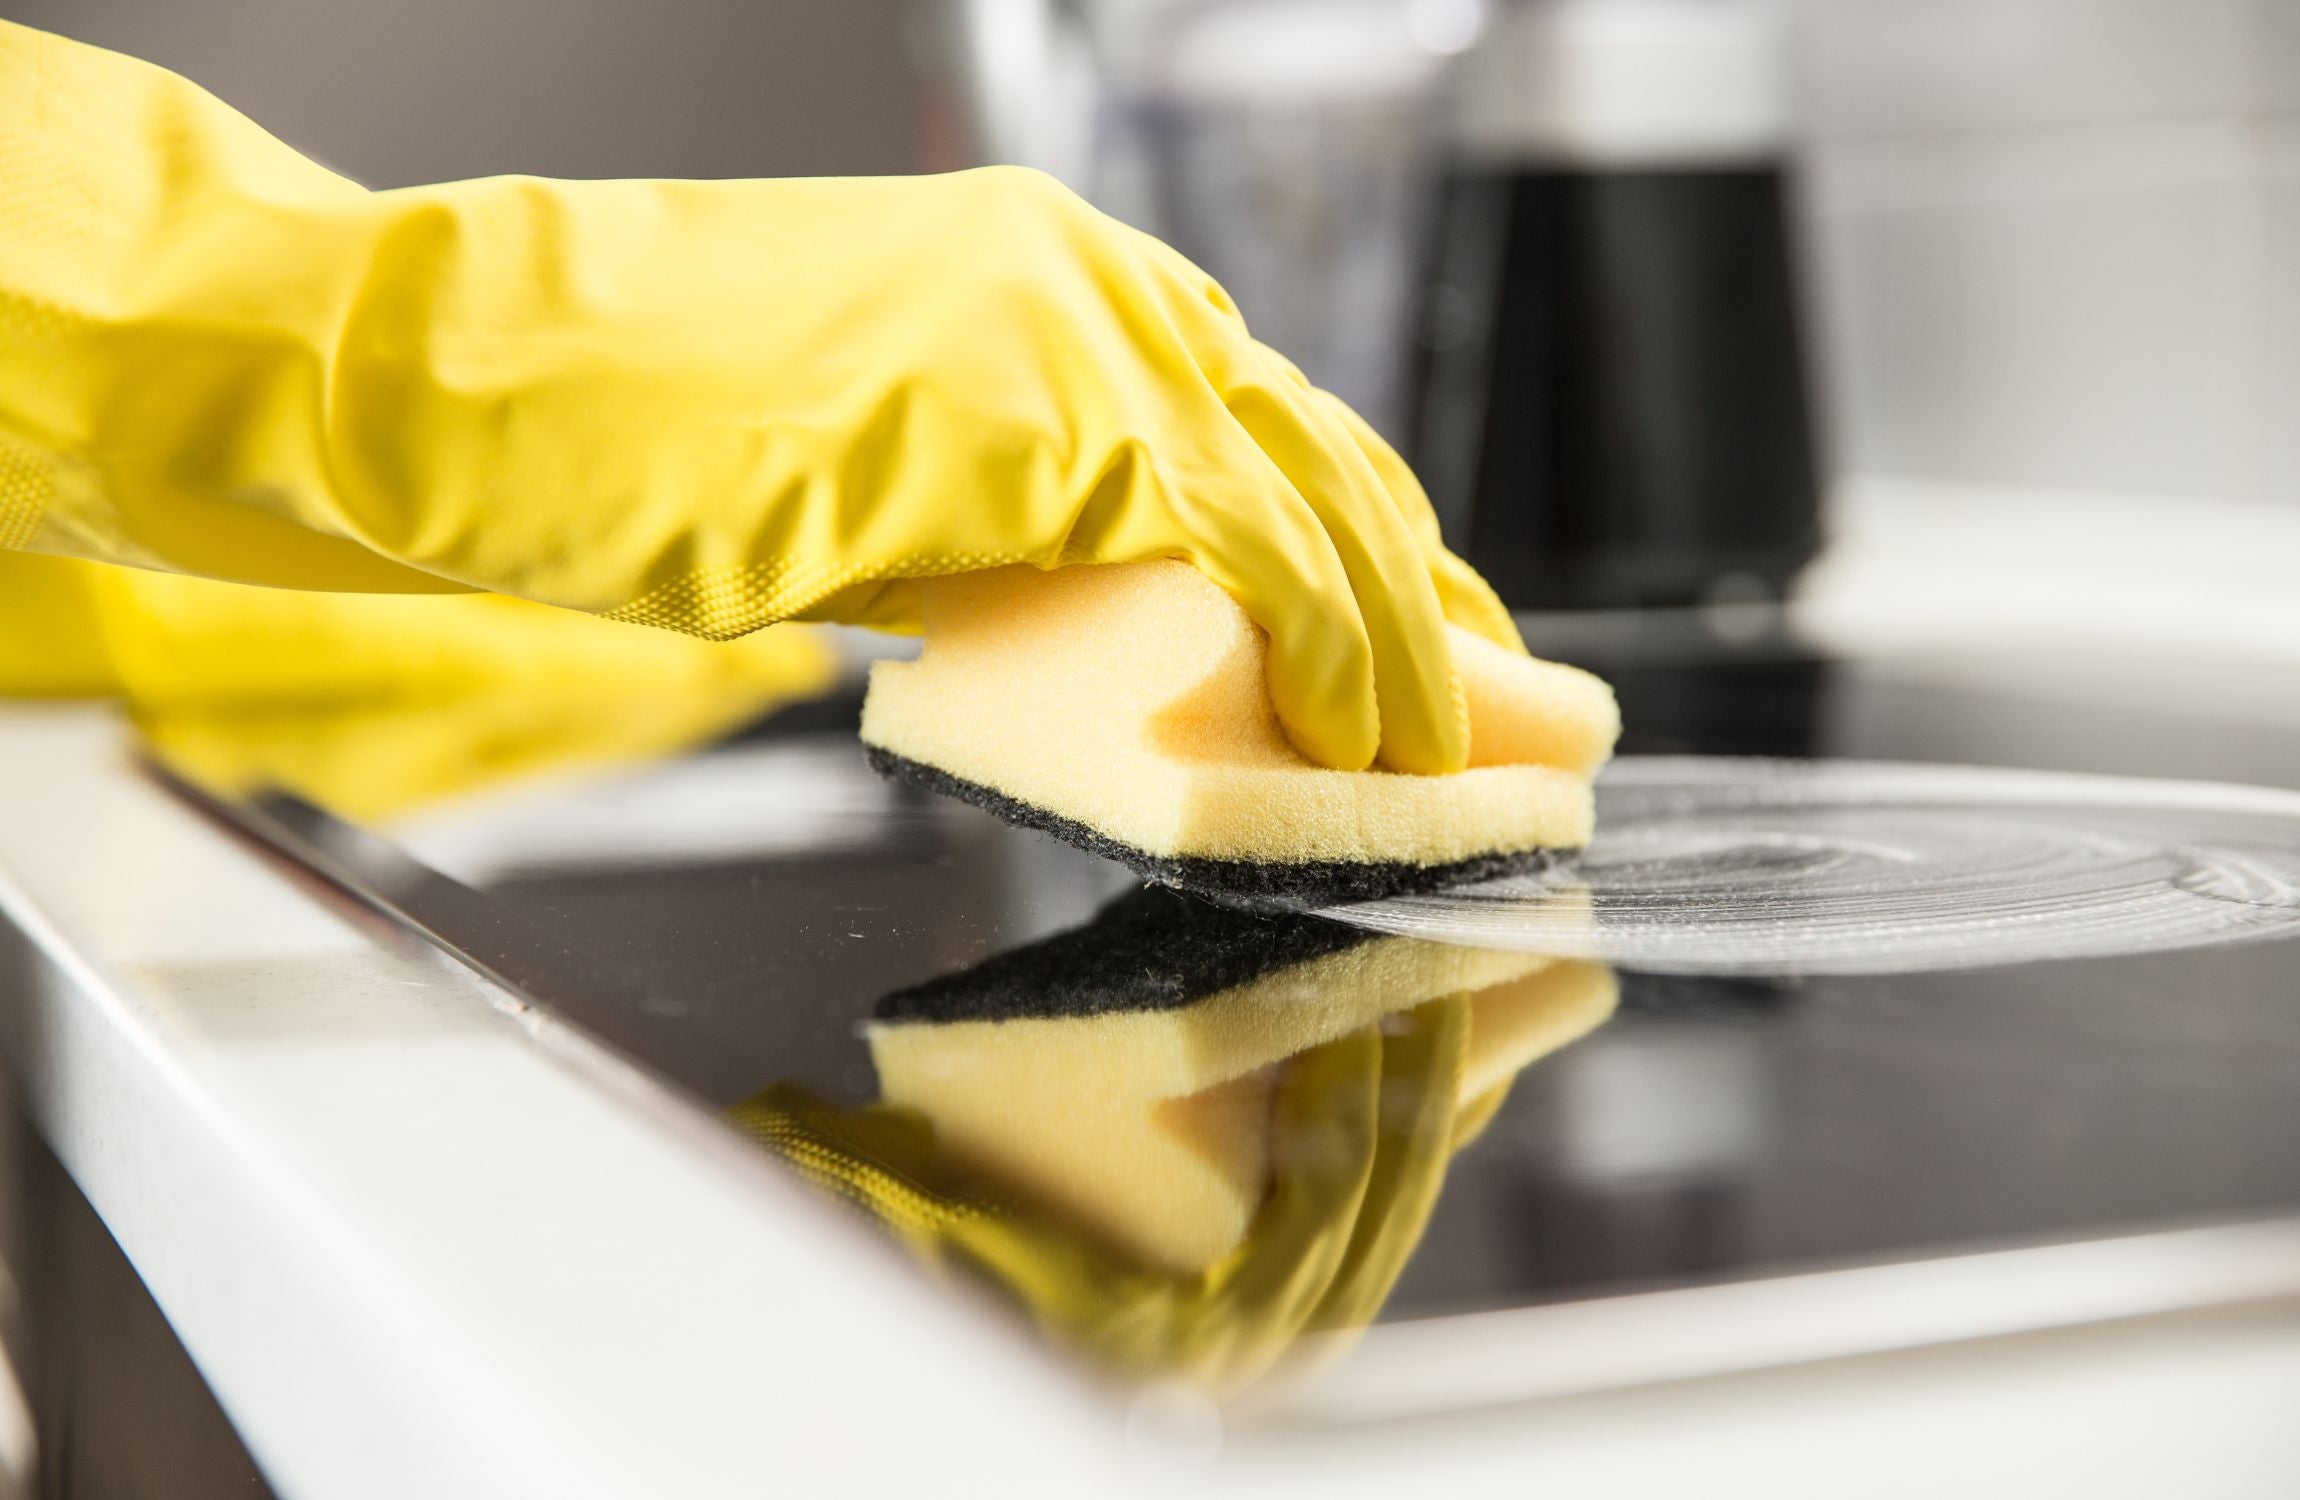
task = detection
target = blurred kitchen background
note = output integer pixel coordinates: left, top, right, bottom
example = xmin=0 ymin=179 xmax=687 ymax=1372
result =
xmin=11 ymin=0 xmax=2295 ymax=560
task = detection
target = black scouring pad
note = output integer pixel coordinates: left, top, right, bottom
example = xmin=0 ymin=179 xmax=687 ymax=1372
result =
xmin=875 ymin=885 xmax=1374 ymax=1025
xmin=866 ymin=747 xmax=1560 ymax=915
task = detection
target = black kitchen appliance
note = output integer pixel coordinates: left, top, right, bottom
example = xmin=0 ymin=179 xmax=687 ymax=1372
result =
xmin=1413 ymin=0 xmax=1821 ymax=609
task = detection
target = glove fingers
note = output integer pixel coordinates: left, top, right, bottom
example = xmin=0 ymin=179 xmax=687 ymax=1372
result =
xmin=1118 ymin=239 xmax=1463 ymax=768
xmin=1309 ymin=387 xmax=1526 ymax=654
xmin=1426 ymin=547 xmax=1525 ymax=653
xmin=1218 ymin=353 xmax=1468 ymax=776
xmin=1299 ymin=384 xmax=1441 ymax=550
xmin=1163 ymin=438 xmax=1385 ymax=774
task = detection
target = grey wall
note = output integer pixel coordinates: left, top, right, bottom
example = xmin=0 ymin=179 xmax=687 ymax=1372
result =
xmin=2 ymin=0 xmax=925 ymax=185
xmin=1791 ymin=0 xmax=2300 ymax=506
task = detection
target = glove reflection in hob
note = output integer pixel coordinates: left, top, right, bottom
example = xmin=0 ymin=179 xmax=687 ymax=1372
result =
xmin=728 ymin=887 xmax=1616 ymax=1393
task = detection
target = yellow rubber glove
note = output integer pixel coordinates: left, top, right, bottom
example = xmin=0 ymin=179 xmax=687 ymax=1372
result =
xmin=0 ymin=553 xmax=116 ymax=697
xmin=0 ymin=20 xmax=1521 ymax=776
xmin=730 ymin=999 xmax=1473 ymax=1394
xmin=0 ymin=553 xmax=836 ymax=819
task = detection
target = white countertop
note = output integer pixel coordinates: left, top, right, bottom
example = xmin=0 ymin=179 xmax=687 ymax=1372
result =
xmin=0 ymin=709 xmax=1116 ymax=1500
xmin=6 ymin=479 xmax=2300 ymax=1498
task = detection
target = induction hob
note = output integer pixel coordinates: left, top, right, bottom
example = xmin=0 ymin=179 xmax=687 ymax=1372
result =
xmin=153 ymin=621 xmax=2300 ymax=1409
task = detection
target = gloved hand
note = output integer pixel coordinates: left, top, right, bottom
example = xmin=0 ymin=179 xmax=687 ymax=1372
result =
xmin=0 ymin=554 xmax=835 ymax=819
xmin=0 ymin=20 xmax=1519 ymax=776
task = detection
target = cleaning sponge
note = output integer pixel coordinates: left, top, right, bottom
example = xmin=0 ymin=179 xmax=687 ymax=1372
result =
xmin=859 ymin=561 xmax=1618 ymax=910
xmin=868 ymin=888 xmax=1617 ymax=1271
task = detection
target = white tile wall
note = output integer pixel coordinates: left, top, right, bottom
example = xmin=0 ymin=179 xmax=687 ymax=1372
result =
xmin=2268 ymin=120 xmax=2300 ymax=504
xmin=1789 ymin=0 xmax=2298 ymax=505
xmin=1792 ymin=0 xmax=2257 ymax=137
xmin=1805 ymin=122 xmax=2272 ymax=500
xmin=2260 ymin=0 xmax=2300 ymax=111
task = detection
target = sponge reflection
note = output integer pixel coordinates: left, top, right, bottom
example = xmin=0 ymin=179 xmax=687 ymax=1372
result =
xmin=728 ymin=887 xmax=1615 ymax=1392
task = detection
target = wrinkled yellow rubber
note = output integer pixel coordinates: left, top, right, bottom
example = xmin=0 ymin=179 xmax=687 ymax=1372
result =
xmin=0 ymin=552 xmax=834 ymax=819
xmin=0 ymin=18 xmax=1529 ymax=776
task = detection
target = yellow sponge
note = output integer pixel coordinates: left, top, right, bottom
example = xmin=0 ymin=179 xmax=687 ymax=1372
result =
xmin=859 ymin=562 xmax=1618 ymax=909
xmin=869 ymin=935 xmax=1615 ymax=1272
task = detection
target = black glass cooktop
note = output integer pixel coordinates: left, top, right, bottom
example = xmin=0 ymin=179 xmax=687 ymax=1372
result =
xmin=160 ymin=624 xmax=2300 ymax=1392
